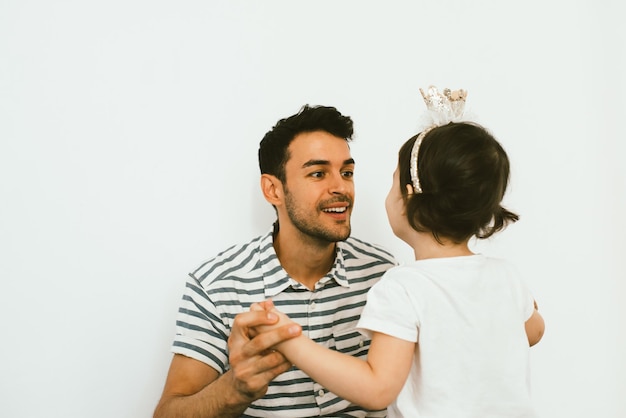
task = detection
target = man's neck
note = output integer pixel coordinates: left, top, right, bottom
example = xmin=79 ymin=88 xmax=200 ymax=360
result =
xmin=273 ymin=229 xmax=337 ymax=291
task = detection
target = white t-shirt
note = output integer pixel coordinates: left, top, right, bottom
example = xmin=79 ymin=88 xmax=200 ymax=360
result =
xmin=357 ymin=254 xmax=537 ymax=418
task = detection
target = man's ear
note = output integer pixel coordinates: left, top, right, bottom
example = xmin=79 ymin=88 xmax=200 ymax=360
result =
xmin=260 ymin=174 xmax=283 ymax=206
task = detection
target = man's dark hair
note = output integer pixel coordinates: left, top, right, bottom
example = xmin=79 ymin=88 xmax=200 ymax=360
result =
xmin=258 ymin=105 xmax=354 ymax=182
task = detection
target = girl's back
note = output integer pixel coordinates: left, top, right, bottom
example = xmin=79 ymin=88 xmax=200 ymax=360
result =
xmin=359 ymin=255 xmax=538 ymax=418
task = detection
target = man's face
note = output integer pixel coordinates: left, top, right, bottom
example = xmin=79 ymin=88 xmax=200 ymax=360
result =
xmin=281 ymin=131 xmax=355 ymax=243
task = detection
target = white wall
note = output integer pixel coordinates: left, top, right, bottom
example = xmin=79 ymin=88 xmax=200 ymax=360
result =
xmin=1 ymin=1 xmax=624 ymax=417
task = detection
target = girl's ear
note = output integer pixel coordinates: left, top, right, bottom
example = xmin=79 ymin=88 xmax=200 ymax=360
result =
xmin=261 ymin=174 xmax=283 ymax=206
xmin=405 ymin=184 xmax=415 ymax=195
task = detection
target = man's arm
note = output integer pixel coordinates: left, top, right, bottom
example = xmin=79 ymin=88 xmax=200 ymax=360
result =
xmin=153 ymin=309 xmax=301 ymax=418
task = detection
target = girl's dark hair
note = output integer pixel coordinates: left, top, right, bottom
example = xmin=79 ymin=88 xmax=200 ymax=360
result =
xmin=258 ymin=104 xmax=354 ymax=182
xmin=398 ymin=122 xmax=519 ymax=243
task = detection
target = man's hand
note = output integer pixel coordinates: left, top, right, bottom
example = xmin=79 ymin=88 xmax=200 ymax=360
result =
xmin=249 ymin=299 xmax=294 ymax=336
xmin=154 ymin=309 xmax=302 ymax=418
xmin=226 ymin=307 xmax=302 ymax=401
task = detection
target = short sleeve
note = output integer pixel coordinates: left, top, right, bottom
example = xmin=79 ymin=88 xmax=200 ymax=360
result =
xmin=518 ymin=279 xmax=536 ymax=321
xmin=505 ymin=262 xmax=536 ymax=322
xmin=171 ymin=274 xmax=229 ymax=373
xmin=356 ymin=270 xmax=420 ymax=343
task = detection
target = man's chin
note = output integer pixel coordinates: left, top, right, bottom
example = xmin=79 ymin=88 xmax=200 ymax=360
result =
xmin=329 ymin=227 xmax=351 ymax=242
xmin=295 ymin=221 xmax=351 ymax=244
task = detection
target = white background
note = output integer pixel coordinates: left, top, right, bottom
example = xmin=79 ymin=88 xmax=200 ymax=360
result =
xmin=1 ymin=1 xmax=624 ymax=417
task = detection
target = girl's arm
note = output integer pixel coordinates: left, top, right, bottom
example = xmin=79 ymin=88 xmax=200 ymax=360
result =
xmin=259 ymin=303 xmax=414 ymax=411
xmin=525 ymin=300 xmax=545 ymax=346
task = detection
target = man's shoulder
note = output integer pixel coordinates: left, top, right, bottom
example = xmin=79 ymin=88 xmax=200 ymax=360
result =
xmin=189 ymin=234 xmax=267 ymax=285
xmin=340 ymin=236 xmax=397 ymax=266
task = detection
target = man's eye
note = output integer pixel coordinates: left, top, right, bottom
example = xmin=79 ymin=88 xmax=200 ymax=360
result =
xmin=342 ymin=170 xmax=354 ymax=178
xmin=310 ymin=171 xmax=324 ymax=178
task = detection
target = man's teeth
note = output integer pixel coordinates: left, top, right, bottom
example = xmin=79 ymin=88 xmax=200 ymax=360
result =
xmin=323 ymin=207 xmax=347 ymax=213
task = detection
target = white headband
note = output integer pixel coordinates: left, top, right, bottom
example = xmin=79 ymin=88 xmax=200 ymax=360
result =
xmin=410 ymin=86 xmax=468 ymax=193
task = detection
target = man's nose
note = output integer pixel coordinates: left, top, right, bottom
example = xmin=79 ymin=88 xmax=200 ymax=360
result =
xmin=328 ymin=173 xmax=350 ymax=195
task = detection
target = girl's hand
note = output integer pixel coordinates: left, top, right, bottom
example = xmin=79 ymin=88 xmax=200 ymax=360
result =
xmin=249 ymin=299 xmax=297 ymax=337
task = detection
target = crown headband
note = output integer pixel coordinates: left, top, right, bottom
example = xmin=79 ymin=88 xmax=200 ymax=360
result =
xmin=410 ymin=86 xmax=468 ymax=193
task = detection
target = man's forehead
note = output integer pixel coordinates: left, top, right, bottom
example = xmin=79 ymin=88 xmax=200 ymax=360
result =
xmin=288 ymin=131 xmax=352 ymax=162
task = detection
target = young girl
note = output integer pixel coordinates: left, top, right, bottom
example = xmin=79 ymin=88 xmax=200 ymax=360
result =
xmin=252 ymin=87 xmax=545 ymax=417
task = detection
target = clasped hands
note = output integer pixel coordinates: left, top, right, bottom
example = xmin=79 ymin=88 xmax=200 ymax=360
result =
xmin=248 ymin=299 xmax=298 ymax=350
xmin=223 ymin=299 xmax=302 ymax=403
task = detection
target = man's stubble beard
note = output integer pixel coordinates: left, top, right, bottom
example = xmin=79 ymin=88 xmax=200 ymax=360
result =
xmin=284 ymin=190 xmax=352 ymax=243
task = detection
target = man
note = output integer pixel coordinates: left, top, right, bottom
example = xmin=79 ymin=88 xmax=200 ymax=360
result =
xmin=154 ymin=105 xmax=397 ymax=417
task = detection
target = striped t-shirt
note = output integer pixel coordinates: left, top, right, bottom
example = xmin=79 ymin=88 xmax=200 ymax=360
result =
xmin=172 ymin=225 xmax=397 ymax=417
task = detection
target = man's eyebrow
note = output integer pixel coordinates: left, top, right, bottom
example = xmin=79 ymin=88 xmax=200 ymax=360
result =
xmin=301 ymin=158 xmax=355 ymax=169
